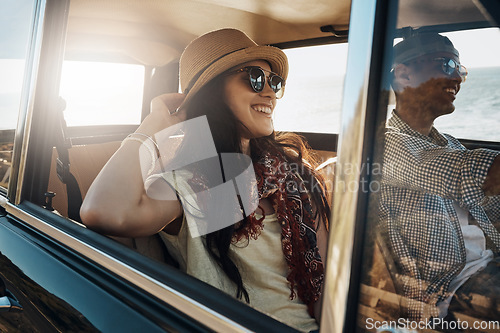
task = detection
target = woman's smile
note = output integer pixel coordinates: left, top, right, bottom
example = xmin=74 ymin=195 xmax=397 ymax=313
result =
xmin=251 ymin=103 xmax=273 ymax=116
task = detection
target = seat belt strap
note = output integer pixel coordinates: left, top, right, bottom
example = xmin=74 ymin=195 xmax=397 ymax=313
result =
xmin=55 ymin=97 xmax=82 ymax=222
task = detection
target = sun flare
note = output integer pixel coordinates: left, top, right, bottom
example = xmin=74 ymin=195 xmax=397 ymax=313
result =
xmin=59 ymin=61 xmax=144 ymax=126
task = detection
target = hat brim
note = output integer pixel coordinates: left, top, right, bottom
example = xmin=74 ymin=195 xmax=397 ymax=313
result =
xmin=179 ymin=45 xmax=288 ymax=110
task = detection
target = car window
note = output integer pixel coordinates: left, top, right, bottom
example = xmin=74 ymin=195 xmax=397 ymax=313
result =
xmin=385 ymin=28 xmax=500 ymax=144
xmin=55 ymin=30 xmax=341 ymax=333
xmin=351 ymin=0 xmax=500 ymax=330
xmin=0 ymin=0 xmax=36 ymax=190
xmin=59 ymin=61 xmax=144 ymax=126
xmin=274 ymin=43 xmax=347 ymax=134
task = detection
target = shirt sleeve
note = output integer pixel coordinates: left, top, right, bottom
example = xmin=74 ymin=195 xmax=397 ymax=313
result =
xmin=484 ymin=195 xmax=500 ymax=223
xmin=383 ymin=130 xmax=500 ymax=207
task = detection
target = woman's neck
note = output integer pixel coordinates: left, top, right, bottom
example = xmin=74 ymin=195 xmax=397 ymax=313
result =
xmin=241 ymin=139 xmax=251 ymax=155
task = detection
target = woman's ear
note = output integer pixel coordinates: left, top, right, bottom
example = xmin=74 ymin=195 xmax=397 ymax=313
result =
xmin=392 ymin=63 xmax=411 ymax=92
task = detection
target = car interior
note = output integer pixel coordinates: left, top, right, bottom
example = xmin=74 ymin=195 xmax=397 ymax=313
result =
xmin=42 ymin=0 xmax=348 ymax=258
xmin=1 ymin=1 xmax=351 ymax=330
xmin=1 ymin=0 xmax=499 ymax=331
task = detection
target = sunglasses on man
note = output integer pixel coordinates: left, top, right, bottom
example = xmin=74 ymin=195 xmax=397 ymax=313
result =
xmin=229 ymin=66 xmax=286 ymax=99
xmin=433 ymin=57 xmax=468 ymax=82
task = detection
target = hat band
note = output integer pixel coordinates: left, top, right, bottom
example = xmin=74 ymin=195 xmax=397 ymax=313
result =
xmin=184 ymin=47 xmax=246 ymax=93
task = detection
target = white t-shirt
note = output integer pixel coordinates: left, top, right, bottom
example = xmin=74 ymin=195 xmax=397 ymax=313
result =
xmin=437 ymin=203 xmax=493 ymax=317
xmin=155 ymin=170 xmax=318 ymax=332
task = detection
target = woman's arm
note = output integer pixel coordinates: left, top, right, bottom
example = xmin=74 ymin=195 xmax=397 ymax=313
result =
xmin=80 ymin=94 xmax=186 ymax=237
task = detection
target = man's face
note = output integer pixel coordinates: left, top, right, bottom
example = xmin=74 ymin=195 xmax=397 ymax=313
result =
xmin=394 ymin=51 xmax=463 ymax=117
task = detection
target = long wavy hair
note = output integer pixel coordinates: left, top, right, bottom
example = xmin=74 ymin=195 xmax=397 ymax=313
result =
xmin=180 ymin=71 xmax=331 ymax=302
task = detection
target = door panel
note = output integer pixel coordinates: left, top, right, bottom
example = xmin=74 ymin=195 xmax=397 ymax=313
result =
xmin=0 ymin=214 xmax=208 ymax=332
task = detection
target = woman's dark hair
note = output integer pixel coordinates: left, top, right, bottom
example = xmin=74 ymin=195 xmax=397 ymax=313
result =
xmin=181 ymin=72 xmax=331 ymax=303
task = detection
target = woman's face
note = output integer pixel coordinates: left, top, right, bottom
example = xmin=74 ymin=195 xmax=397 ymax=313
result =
xmin=223 ymin=60 xmax=277 ymax=141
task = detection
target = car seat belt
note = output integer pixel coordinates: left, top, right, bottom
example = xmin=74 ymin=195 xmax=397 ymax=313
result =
xmin=55 ymin=97 xmax=83 ymax=222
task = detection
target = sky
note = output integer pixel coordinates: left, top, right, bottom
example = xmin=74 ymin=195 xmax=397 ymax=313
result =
xmin=275 ymin=27 xmax=500 ymax=133
xmin=445 ymin=28 xmax=500 ymax=68
xmin=283 ymin=27 xmax=500 ymax=80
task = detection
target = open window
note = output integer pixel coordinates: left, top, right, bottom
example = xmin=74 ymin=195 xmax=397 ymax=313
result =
xmin=59 ymin=61 xmax=145 ymax=127
xmin=11 ymin=0 xmax=349 ymax=331
xmin=0 ymin=0 xmax=37 ymax=192
xmin=275 ymin=43 xmax=348 ymax=135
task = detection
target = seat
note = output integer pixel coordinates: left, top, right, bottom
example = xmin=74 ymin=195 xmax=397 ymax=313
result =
xmin=357 ymin=235 xmax=494 ymax=331
xmin=47 ymin=141 xmax=171 ymax=263
xmin=46 ymin=142 xmax=337 ymax=266
xmin=47 ymin=141 xmax=121 ymax=217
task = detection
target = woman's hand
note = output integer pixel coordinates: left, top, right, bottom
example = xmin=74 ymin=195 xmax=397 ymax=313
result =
xmin=80 ymin=93 xmax=186 ymax=237
xmin=151 ymin=93 xmax=186 ymax=115
xmin=147 ymin=93 xmax=187 ymax=131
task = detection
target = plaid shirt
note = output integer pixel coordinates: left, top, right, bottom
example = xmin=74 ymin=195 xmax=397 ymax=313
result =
xmin=378 ymin=111 xmax=500 ymax=320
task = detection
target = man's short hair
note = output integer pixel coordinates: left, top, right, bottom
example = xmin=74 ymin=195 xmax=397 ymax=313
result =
xmin=393 ymin=32 xmax=459 ymax=67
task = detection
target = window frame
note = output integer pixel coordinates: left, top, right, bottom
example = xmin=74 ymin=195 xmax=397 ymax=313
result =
xmin=319 ymin=0 xmax=398 ymax=331
xmin=3 ymin=1 xmax=327 ymax=331
xmin=1 ymin=0 xmax=43 ymax=200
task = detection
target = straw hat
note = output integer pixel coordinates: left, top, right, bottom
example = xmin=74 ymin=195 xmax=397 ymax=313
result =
xmin=393 ymin=32 xmax=459 ymax=67
xmin=179 ymin=28 xmax=288 ymax=109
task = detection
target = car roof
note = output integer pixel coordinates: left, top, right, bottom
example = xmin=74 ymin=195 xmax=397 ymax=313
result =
xmin=65 ymin=0 xmax=489 ymax=66
xmin=65 ymin=0 xmax=351 ymax=66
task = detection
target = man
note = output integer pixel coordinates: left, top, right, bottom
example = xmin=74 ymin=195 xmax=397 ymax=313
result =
xmin=378 ymin=32 xmax=500 ymax=321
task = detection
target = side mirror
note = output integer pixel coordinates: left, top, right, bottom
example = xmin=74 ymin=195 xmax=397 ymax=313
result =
xmin=0 ymin=276 xmax=23 ymax=313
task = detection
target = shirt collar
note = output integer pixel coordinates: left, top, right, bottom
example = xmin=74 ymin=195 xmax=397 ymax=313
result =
xmin=388 ymin=110 xmax=448 ymax=146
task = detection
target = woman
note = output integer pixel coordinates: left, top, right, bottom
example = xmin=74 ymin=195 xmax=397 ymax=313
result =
xmin=81 ymin=28 xmax=330 ymax=332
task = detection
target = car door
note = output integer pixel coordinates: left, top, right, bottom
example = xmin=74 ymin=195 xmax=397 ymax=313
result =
xmin=1 ymin=0 xmax=351 ymax=332
xmin=0 ymin=0 xmax=98 ymax=331
xmin=1 ymin=0 xmax=297 ymax=331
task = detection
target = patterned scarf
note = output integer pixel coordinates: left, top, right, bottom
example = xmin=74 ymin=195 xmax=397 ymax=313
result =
xmin=232 ymin=151 xmax=325 ymax=316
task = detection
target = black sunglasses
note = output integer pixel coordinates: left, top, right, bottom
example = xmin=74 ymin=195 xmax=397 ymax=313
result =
xmin=433 ymin=57 xmax=467 ymax=82
xmin=229 ymin=66 xmax=285 ymax=98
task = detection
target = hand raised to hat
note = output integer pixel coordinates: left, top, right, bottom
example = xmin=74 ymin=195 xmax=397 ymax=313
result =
xmin=131 ymin=93 xmax=187 ymax=138
xmin=82 ymin=93 xmax=186 ymax=236
xmin=152 ymin=93 xmax=186 ymax=120
xmin=141 ymin=93 xmax=187 ymax=134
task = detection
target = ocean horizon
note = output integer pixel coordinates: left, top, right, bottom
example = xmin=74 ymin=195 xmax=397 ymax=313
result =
xmin=1 ymin=67 xmax=499 ymax=143
xmin=275 ymin=66 xmax=500 ymax=142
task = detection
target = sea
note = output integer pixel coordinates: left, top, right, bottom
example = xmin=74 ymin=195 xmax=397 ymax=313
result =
xmin=274 ymin=67 xmax=500 ymax=143
xmin=435 ymin=67 xmax=500 ymax=142
xmin=0 ymin=67 xmax=499 ymax=143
